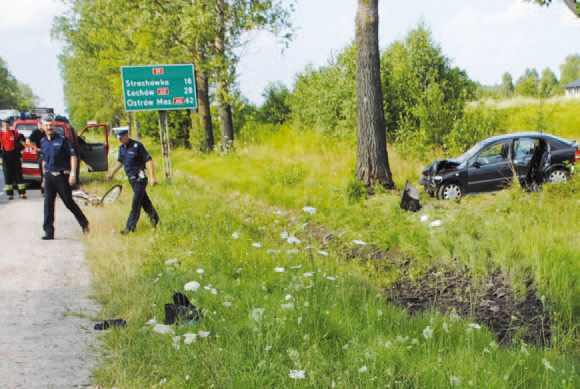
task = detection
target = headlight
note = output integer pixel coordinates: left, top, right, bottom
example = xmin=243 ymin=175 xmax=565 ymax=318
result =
xmin=433 ymin=176 xmax=443 ymax=181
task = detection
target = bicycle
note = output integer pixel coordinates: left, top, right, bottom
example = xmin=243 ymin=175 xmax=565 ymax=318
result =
xmin=72 ymin=184 xmax=123 ymax=206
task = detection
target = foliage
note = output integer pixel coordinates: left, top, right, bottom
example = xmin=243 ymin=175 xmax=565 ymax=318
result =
xmin=290 ymin=44 xmax=357 ymax=138
xmin=515 ymin=68 xmax=540 ymax=97
xmin=82 ymin=104 xmax=580 ymax=385
xmin=501 ymin=72 xmax=514 ymax=98
xmin=53 ymin=0 xmax=294 ymax=140
xmin=560 ymin=54 xmax=580 ymax=87
xmin=0 ymin=57 xmax=39 ymax=111
xmin=540 ymin=67 xmax=560 ymax=98
xmin=258 ymin=82 xmax=292 ymax=125
xmin=442 ymin=103 xmax=509 ymax=155
xmin=382 ymin=23 xmax=476 ymax=153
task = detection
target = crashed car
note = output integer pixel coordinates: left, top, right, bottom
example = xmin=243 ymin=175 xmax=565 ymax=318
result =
xmin=420 ymin=132 xmax=579 ymax=200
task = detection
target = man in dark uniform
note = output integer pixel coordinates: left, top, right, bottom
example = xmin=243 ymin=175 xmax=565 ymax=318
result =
xmin=107 ymin=127 xmax=159 ymax=234
xmin=41 ymin=115 xmax=89 ymax=240
xmin=0 ymin=118 xmax=27 ymax=199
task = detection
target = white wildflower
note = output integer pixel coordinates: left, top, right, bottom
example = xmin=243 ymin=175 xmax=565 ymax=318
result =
xmin=443 ymin=322 xmax=449 ymax=333
xmin=198 ymin=331 xmax=210 ymax=338
xmin=542 ymin=358 xmax=555 ymax=371
xmin=287 ymin=236 xmax=301 ymax=244
xmin=303 ymin=272 xmax=313 ymax=277
xmin=286 ymin=249 xmax=300 ymax=254
xmin=280 ymin=231 xmax=289 ymax=239
xmin=222 ymin=301 xmax=232 ymax=307
xmin=352 ymin=240 xmax=366 ymax=245
xmin=429 ymin=220 xmax=443 ymax=227
xmin=252 ymin=242 xmax=262 ymax=248
xmin=289 ymin=370 xmax=305 ymax=379
xmin=385 ymin=341 xmax=392 ymax=348
xmin=211 ymin=288 xmax=217 ymax=295
xmin=165 ymin=258 xmax=179 ymax=265
xmin=377 ymin=310 xmax=383 ymax=316
xmin=281 ymin=303 xmax=294 ymax=309
xmin=317 ymin=250 xmax=328 ymax=256
xmin=468 ymin=323 xmax=481 ymax=330
xmin=274 ymin=267 xmax=285 ymax=273
xmin=302 ymin=206 xmax=317 ymax=215
xmin=172 ymin=336 xmax=181 ymax=350
xmin=265 ymin=345 xmax=272 ymax=351
xmin=327 ymin=276 xmax=337 ymax=281
xmin=232 ymin=232 xmax=239 ymax=239
xmin=184 ymin=333 xmax=197 ymax=344
xmin=196 ymin=268 xmax=204 ymax=274
xmin=184 ymin=281 xmax=200 ymax=291
xmin=251 ymin=308 xmax=264 ymax=321
xmin=285 ymin=294 xmax=292 ymax=300
xmin=423 ymin=326 xmax=433 ymax=340
xmin=420 ymin=215 xmax=428 ymax=222
xmin=358 ymin=366 xmax=368 ymax=373
xmin=450 ymin=375 xmax=460 ymax=386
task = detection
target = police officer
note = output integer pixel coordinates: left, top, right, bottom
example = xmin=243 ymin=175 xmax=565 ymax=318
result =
xmin=0 ymin=118 xmax=27 ymax=199
xmin=41 ymin=115 xmax=89 ymax=240
xmin=107 ymin=127 xmax=159 ymax=234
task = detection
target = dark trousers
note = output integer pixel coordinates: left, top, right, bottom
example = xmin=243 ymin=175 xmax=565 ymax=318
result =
xmin=126 ymin=176 xmax=159 ymax=231
xmin=2 ymin=151 xmax=26 ymax=196
xmin=43 ymin=173 xmax=89 ymax=237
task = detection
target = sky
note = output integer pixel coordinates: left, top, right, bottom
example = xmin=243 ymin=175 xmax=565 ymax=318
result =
xmin=0 ymin=0 xmax=579 ymax=116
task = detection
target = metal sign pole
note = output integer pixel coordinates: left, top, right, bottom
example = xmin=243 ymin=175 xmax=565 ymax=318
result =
xmin=164 ymin=112 xmax=174 ymax=183
xmin=157 ymin=110 xmax=173 ymax=182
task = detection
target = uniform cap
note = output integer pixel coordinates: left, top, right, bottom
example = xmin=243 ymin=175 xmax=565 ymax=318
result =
xmin=113 ymin=126 xmax=130 ymax=139
xmin=41 ymin=114 xmax=54 ymax=123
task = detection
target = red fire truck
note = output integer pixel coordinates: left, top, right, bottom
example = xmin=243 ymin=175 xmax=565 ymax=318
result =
xmin=12 ymin=113 xmax=110 ymax=183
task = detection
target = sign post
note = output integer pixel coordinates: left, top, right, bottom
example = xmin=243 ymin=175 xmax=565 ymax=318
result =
xmin=121 ymin=64 xmax=197 ymax=182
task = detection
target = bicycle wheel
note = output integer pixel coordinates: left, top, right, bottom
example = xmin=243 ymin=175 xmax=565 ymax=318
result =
xmin=101 ymin=185 xmax=122 ymax=205
xmin=73 ymin=194 xmax=88 ymax=207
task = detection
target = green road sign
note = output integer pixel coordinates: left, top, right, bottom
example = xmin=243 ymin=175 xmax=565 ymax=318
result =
xmin=121 ymin=64 xmax=197 ymax=112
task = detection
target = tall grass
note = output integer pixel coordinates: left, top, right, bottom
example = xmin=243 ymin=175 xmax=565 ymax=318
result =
xmin=80 ymin=99 xmax=580 ymax=387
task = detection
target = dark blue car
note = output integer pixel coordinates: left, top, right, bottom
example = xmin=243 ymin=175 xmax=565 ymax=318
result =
xmin=420 ymin=132 xmax=579 ymax=200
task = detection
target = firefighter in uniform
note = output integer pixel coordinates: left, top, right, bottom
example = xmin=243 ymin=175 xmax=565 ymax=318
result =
xmin=107 ymin=127 xmax=159 ymax=234
xmin=0 ymin=118 xmax=27 ymax=199
xmin=40 ymin=115 xmax=89 ymax=240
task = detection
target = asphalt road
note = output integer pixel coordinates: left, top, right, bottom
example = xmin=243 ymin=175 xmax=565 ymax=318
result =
xmin=0 ymin=166 xmax=101 ymax=388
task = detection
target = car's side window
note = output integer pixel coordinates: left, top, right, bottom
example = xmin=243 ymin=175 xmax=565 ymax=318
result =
xmin=514 ymin=138 xmax=536 ymax=159
xmin=476 ymin=141 xmax=510 ymax=165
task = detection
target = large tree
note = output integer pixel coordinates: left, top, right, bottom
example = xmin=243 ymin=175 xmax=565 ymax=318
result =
xmin=355 ymin=0 xmax=394 ymax=190
xmin=560 ymin=54 xmax=580 ymax=86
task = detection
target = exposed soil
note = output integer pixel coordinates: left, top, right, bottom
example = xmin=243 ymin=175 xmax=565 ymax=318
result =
xmin=346 ymin=245 xmax=550 ymax=346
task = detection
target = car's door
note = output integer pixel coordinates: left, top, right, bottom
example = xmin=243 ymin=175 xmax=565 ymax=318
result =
xmin=77 ymin=124 xmax=109 ymax=172
xmin=467 ymin=140 xmax=513 ymax=193
xmin=513 ymin=137 xmax=538 ymax=180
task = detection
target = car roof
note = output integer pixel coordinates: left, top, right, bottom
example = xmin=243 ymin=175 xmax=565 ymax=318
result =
xmin=481 ymin=132 xmax=571 ymax=145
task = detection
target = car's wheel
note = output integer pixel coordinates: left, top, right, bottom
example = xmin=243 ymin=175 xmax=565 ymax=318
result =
xmin=546 ymin=169 xmax=568 ymax=184
xmin=437 ymin=183 xmax=463 ymax=200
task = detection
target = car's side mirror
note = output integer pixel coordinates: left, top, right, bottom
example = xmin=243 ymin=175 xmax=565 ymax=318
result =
xmin=472 ymin=161 xmax=481 ymax=169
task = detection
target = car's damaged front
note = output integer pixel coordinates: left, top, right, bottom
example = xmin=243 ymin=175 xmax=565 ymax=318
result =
xmin=419 ymin=159 xmax=464 ymax=197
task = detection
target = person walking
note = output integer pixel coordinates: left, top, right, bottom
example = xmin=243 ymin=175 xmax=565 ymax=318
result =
xmin=107 ymin=127 xmax=159 ymax=234
xmin=40 ymin=115 xmax=89 ymax=240
xmin=0 ymin=118 xmax=27 ymax=199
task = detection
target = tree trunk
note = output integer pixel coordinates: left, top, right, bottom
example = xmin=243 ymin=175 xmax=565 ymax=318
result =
xmin=355 ymin=0 xmax=395 ymax=190
xmin=215 ymin=0 xmax=235 ymax=150
xmin=196 ymin=69 xmax=214 ymax=151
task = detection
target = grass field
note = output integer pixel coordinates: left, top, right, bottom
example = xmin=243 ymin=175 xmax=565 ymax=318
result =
xmin=79 ymin=100 xmax=580 ymax=388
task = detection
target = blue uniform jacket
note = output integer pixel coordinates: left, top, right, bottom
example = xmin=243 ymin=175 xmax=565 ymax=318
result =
xmin=118 ymin=139 xmax=152 ymax=177
xmin=41 ymin=134 xmax=76 ymax=172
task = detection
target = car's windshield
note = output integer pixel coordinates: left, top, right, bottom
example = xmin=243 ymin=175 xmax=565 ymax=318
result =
xmin=14 ymin=123 xmax=39 ymax=139
xmin=456 ymin=141 xmax=485 ymax=163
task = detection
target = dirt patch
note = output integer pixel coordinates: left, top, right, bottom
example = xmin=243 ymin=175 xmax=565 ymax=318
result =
xmin=385 ymin=264 xmax=550 ymax=346
xmin=342 ymin=243 xmax=550 ymax=346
